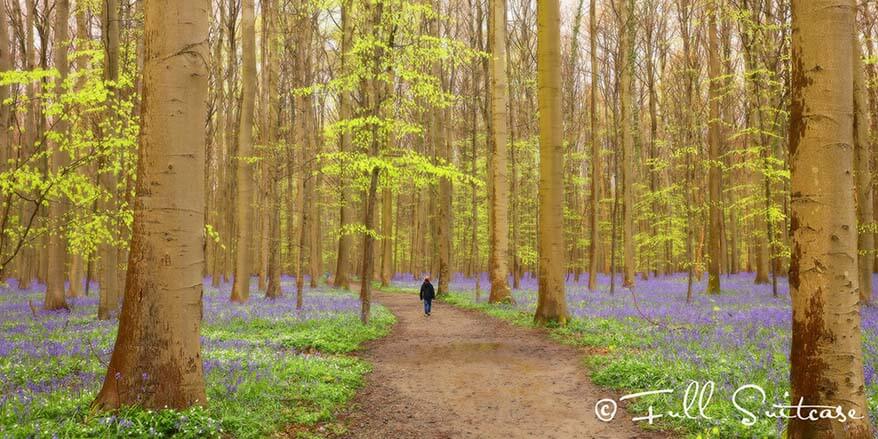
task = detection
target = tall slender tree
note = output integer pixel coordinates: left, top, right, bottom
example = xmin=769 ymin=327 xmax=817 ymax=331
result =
xmin=854 ymin=41 xmax=872 ymax=305
xmin=231 ymin=0 xmax=257 ymax=303
xmin=93 ymin=0 xmax=209 ymax=409
xmin=0 ymin=0 xmax=9 ymax=173
xmin=487 ymin=0 xmax=513 ymax=303
xmin=44 ymin=0 xmax=71 ymax=311
xmin=359 ymin=0 xmax=386 ymax=324
xmin=333 ymin=0 xmax=354 ymax=290
xmin=97 ymin=0 xmax=121 ymax=320
xmin=534 ymin=0 xmax=568 ymax=325
xmin=706 ymin=0 xmax=722 ymax=294
xmin=619 ymin=0 xmax=635 ymax=288
xmin=380 ymin=188 xmax=393 ymax=287
xmin=586 ymin=0 xmax=600 ymax=291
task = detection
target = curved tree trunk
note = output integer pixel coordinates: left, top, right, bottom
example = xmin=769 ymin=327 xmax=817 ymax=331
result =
xmin=92 ymin=0 xmax=209 ymax=410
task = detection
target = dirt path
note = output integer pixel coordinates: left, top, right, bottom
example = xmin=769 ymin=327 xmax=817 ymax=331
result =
xmin=340 ymin=292 xmax=667 ymax=439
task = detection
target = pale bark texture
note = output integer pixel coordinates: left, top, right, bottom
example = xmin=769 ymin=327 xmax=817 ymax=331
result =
xmin=788 ymin=0 xmax=871 ymax=436
xmin=534 ymin=0 xmax=568 ymax=325
xmin=45 ymin=0 xmax=71 ymax=311
xmin=487 ymin=0 xmax=512 ymax=303
xmin=93 ymin=0 xmax=209 ymax=410
xmin=854 ymin=42 xmax=873 ymax=305
xmin=231 ymin=0 xmax=257 ymax=303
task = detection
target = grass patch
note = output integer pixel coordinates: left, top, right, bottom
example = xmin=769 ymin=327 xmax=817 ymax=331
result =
xmin=440 ymin=291 xmax=535 ymax=327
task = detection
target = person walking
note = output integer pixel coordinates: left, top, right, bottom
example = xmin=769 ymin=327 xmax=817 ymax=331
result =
xmin=419 ymin=276 xmax=435 ymax=316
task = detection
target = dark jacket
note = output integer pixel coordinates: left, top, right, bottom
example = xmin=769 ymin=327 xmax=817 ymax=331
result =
xmin=420 ymin=281 xmax=435 ymax=301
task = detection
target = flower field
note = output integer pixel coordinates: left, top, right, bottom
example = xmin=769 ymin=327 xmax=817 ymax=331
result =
xmin=0 ymin=277 xmax=394 ymax=438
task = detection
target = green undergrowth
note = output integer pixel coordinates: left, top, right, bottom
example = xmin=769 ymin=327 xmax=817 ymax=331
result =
xmin=203 ymin=311 xmax=395 ymax=354
xmin=1 ymin=291 xmax=395 ymax=439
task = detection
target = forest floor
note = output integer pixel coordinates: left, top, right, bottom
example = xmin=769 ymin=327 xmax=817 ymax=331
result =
xmin=338 ymin=291 xmax=665 ymax=439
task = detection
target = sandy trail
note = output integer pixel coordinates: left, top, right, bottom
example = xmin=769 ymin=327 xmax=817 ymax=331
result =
xmin=340 ymin=292 xmax=667 ymax=439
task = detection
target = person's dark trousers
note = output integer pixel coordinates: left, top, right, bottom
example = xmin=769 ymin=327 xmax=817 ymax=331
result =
xmin=424 ymin=299 xmax=432 ymax=315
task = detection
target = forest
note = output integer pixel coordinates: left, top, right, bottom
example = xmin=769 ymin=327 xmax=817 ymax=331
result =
xmin=0 ymin=0 xmax=877 ymax=437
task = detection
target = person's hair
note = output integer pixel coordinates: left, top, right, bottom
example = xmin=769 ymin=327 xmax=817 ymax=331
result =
xmin=424 ymin=276 xmax=430 ymax=281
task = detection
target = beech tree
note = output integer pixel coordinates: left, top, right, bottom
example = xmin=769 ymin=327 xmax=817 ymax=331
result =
xmin=487 ymin=0 xmax=513 ymax=303
xmin=97 ymin=0 xmax=122 ymax=320
xmin=854 ymin=40 xmax=872 ymax=305
xmin=534 ymin=0 xmax=568 ymax=325
xmin=618 ymin=0 xmax=635 ymax=289
xmin=231 ymin=0 xmax=257 ymax=303
xmin=586 ymin=0 xmax=600 ymax=292
xmin=788 ymin=0 xmax=871 ymax=436
xmin=705 ymin=0 xmax=722 ymax=294
xmin=44 ymin=0 xmax=71 ymax=311
xmin=93 ymin=0 xmax=209 ymax=409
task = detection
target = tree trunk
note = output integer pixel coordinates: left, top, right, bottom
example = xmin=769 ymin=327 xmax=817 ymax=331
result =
xmin=360 ymin=167 xmax=379 ymax=324
xmin=309 ymin=88 xmax=321 ymax=288
xmin=67 ymin=255 xmax=84 ymax=297
xmin=865 ymin=12 xmax=878 ymax=275
xmin=437 ymin=118 xmax=452 ymax=295
xmin=487 ymin=0 xmax=512 ymax=303
xmin=587 ymin=0 xmax=600 ymax=291
xmin=0 ymin=0 xmax=10 ymax=267
xmin=98 ymin=0 xmax=121 ymax=320
xmin=230 ymin=0 xmax=256 ymax=303
xmin=380 ymin=188 xmax=393 ymax=287
xmin=788 ymin=0 xmax=871 ymax=435
xmin=534 ymin=0 xmax=568 ymax=325
xmin=619 ymin=0 xmax=635 ymax=288
xmin=359 ymin=0 xmax=385 ymax=324
xmin=92 ymin=0 xmax=209 ymax=410
xmin=45 ymin=0 xmax=71 ymax=311
xmin=266 ymin=181 xmax=282 ymax=298
xmin=333 ymin=0 xmax=354 ymax=290
xmin=706 ymin=0 xmax=722 ymax=294
xmin=854 ymin=41 xmax=873 ymax=305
